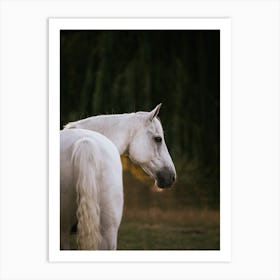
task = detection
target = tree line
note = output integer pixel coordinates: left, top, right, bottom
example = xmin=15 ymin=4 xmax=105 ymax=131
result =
xmin=60 ymin=30 xmax=220 ymax=196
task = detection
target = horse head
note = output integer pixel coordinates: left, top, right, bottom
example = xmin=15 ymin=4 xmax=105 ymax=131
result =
xmin=127 ymin=104 xmax=176 ymax=189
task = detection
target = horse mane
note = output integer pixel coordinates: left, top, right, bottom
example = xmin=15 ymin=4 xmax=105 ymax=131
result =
xmin=64 ymin=111 xmax=161 ymax=130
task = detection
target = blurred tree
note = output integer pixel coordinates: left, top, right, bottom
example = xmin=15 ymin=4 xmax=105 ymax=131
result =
xmin=60 ymin=30 xmax=220 ymax=207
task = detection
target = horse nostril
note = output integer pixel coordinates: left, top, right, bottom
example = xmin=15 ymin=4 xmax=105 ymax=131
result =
xmin=172 ymin=175 xmax=175 ymax=182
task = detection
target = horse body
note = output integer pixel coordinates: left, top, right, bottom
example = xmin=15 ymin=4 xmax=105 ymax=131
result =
xmin=60 ymin=129 xmax=123 ymax=250
xmin=61 ymin=104 xmax=176 ymax=250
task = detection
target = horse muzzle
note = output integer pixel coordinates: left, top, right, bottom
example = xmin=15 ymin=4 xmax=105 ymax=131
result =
xmin=155 ymin=167 xmax=176 ymax=189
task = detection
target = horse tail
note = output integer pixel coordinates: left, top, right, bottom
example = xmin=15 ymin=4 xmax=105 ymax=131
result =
xmin=71 ymin=137 xmax=102 ymax=250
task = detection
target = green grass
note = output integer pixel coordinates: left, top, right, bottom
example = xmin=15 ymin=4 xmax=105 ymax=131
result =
xmin=118 ymin=222 xmax=219 ymax=250
xmin=118 ymin=208 xmax=220 ymax=250
xmin=115 ymin=171 xmax=220 ymax=250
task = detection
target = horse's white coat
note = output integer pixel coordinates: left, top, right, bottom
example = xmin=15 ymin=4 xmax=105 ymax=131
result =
xmin=60 ymin=129 xmax=123 ymax=250
xmin=61 ymin=105 xmax=176 ymax=250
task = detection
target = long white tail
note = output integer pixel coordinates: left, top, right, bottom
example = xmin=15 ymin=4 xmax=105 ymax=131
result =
xmin=71 ymin=137 xmax=102 ymax=250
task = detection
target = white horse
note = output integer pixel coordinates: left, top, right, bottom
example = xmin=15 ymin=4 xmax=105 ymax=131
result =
xmin=61 ymin=104 xmax=176 ymax=250
xmin=60 ymin=129 xmax=123 ymax=250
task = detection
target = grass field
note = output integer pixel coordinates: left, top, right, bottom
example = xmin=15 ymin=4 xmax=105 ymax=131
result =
xmin=118 ymin=207 xmax=220 ymax=250
xmin=117 ymin=169 xmax=220 ymax=250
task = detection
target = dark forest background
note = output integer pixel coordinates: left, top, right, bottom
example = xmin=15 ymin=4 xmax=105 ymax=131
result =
xmin=61 ymin=30 xmax=220 ymax=249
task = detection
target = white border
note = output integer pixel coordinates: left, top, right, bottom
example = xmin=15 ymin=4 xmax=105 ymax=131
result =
xmin=1 ymin=1 xmax=279 ymax=279
xmin=49 ymin=18 xmax=231 ymax=262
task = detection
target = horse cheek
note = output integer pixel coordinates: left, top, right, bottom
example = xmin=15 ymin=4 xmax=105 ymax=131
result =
xmin=129 ymin=139 xmax=150 ymax=164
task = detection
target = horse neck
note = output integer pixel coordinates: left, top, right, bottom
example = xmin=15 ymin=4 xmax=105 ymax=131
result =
xmin=76 ymin=113 xmax=138 ymax=155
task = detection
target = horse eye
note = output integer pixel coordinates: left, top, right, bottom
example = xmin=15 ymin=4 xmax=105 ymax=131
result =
xmin=154 ymin=136 xmax=162 ymax=143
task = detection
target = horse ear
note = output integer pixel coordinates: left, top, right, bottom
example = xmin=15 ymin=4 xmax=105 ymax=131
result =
xmin=148 ymin=103 xmax=162 ymax=121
